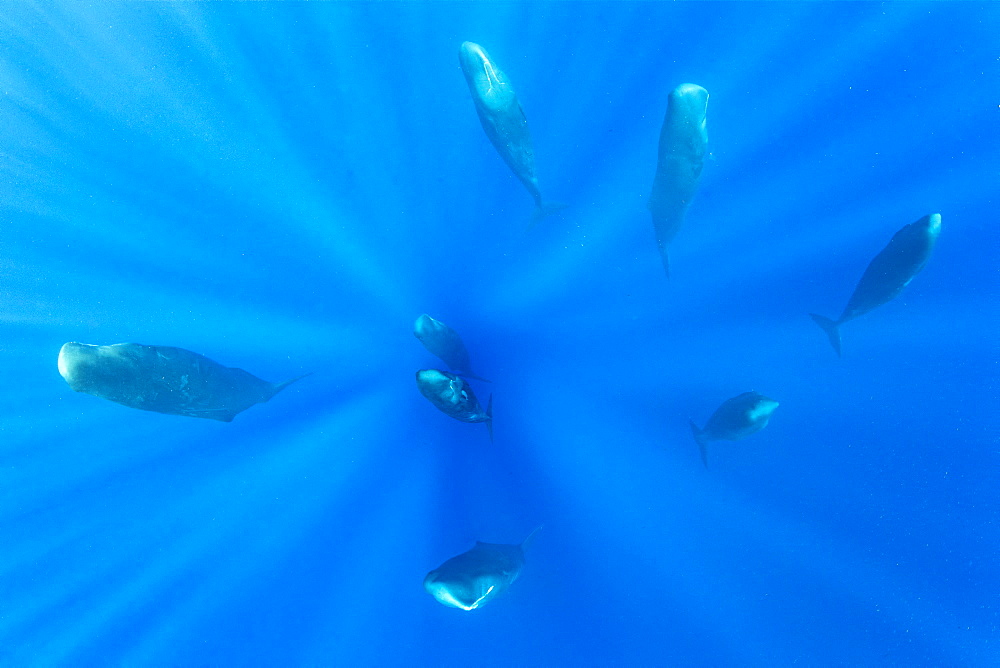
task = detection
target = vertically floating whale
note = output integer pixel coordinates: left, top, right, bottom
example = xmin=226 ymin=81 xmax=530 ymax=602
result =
xmin=458 ymin=41 xmax=564 ymax=223
xmin=423 ymin=527 xmax=542 ymax=611
xmin=415 ymin=369 xmax=493 ymax=442
xmin=58 ymin=342 xmax=305 ymax=421
xmin=413 ymin=314 xmax=489 ymax=382
xmin=810 ymin=213 xmax=942 ymax=356
xmin=690 ymin=392 xmax=779 ymax=467
xmin=648 ymin=83 xmax=709 ymax=277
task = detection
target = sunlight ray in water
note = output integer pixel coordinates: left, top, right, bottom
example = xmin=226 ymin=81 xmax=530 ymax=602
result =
xmin=0 ymin=6 xmax=416 ymax=321
xmin=518 ymin=398 xmax=987 ymax=664
xmin=5 ymin=389 xmax=398 ymax=663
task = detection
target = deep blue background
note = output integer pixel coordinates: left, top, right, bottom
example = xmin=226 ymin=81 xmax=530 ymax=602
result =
xmin=0 ymin=2 xmax=997 ymax=666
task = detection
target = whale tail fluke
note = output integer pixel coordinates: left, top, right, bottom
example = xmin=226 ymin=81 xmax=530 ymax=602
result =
xmin=809 ymin=313 xmax=842 ymax=357
xmin=528 ymin=201 xmax=568 ymax=229
xmin=272 ymin=372 xmax=313 ymax=396
xmin=485 ymin=393 xmax=493 ymax=444
xmin=690 ymin=420 xmax=709 ymax=468
xmin=659 ymin=250 xmax=671 ymax=278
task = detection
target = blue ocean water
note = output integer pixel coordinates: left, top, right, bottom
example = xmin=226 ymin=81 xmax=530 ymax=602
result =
xmin=0 ymin=2 xmax=997 ymax=665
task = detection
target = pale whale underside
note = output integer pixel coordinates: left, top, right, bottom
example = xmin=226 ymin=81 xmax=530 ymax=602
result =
xmin=58 ymin=342 xmax=303 ymax=422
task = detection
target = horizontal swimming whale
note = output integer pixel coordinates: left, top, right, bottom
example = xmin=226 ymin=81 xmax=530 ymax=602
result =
xmin=648 ymin=83 xmax=709 ymax=277
xmin=58 ymin=342 xmax=305 ymax=421
xmin=458 ymin=41 xmax=564 ymax=223
xmin=423 ymin=527 xmax=541 ymax=611
xmin=810 ymin=213 xmax=942 ymax=356
xmin=413 ymin=314 xmax=489 ymax=382
xmin=690 ymin=391 xmax=779 ymax=467
xmin=415 ymin=369 xmax=492 ymax=442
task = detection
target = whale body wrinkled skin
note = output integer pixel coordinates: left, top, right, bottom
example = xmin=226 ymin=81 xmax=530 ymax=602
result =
xmin=690 ymin=391 xmax=779 ymax=467
xmin=810 ymin=213 xmax=942 ymax=356
xmin=58 ymin=342 xmax=303 ymax=422
xmin=423 ymin=528 xmax=540 ymax=611
xmin=458 ymin=41 xmax=563 ymax=222
xmin=415 ymin=369 xmax=493 ymax=442
xmin=648 ymin=83 xmax=709 ymax=277
xmin=413 ymin=314 xmax=489 ymax=382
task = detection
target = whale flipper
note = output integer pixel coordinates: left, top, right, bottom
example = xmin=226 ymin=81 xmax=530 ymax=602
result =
xmin=659 ymin=248 xmax=670 ymax=278
xmin=809 ymin=313 xmax=842 ymax=357
xmin=528 ymin=201 xmax=569 ymax=229
xmin=690 ymin=419 xmax=709 ymax=468
xmin=272 ymin=372 xmax=312 ymax=395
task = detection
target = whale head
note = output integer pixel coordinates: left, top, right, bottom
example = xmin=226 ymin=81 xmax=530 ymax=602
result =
xmin=415 ymin=369 xmax=459 ymax=402
xmin=58 ymin=342 xmax=138 ymax=394
xmin=746 ymin=395 xmax=780 ymax=426
xmin=416 ymin=368 xmax=450 ymax=387
xmin=458 ymin=41 xmax=490 ymax=76
xmin=669 ymin=83 xmax=709 ymax=136
xmin=413 ymin=314 xmax=445 ymax=343
xmin=423 ymin=570 xmax=496 ymax=611
xmin=921 ymin=213 xmax=943 ymax=240
xmin=458 ymin=41 xmax=511 ymax=105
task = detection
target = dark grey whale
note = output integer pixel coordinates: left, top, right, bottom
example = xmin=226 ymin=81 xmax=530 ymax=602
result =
xmin=690 ymin=392 xmax=779 ymax=468
xmin=810 ymin=213 xmax=942 ymax=356
xmin=648 ymin=83 xmax=709 ymax=277
xmin=415 ymin=369 xmax=492 ymax=442
xmin=458 ymin=41 xmax=564 ymax=223
xmin=423 ymin=527 xmax=541 ymax=611
xmin=58 ymin=342 xmax=305 ymax=421
xmin=413 ymin=314 xmax=489 ymax=382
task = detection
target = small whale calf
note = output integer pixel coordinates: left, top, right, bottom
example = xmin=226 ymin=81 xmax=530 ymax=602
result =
xmin=690 ymin=391 xmax=779 ymax=467
xmin=58 ymin=342 xmax=305 ymax=422
xmin=413 ymin=314 xmax=489 ymax=382
xmin=810 ymin=213 xmax=942 ymax=356
xmin=648 ymin=83 xmax=710 ymax=277
xmin=458 ymin=41 xmax=564 ymax=223
xmin=415 ymin=369 xmax=493 ymax=442
xmin=423 ymin=527 xmax=541 ymax=610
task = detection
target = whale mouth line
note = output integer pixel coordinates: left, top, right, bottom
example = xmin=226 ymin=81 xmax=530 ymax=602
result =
xmin=467 ymin=585 xmax=495 ymax=610
xmin=481 ymin=60 xmax=501 ymax=94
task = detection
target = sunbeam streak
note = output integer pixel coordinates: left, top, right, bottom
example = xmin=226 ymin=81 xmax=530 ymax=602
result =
xmin=2 ymin=390 xmax=398 ymax=662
